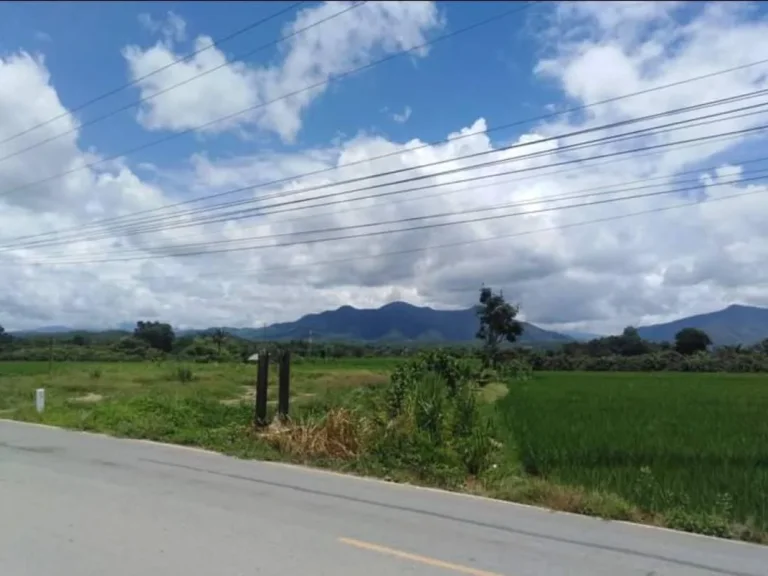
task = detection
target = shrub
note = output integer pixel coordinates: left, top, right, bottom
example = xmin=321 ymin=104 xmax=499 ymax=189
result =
xmin=173 ymin=366 xmax=194 ymax=383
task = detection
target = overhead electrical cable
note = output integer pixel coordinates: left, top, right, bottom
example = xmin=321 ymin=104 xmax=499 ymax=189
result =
xmin=3 ymin=89 xmax=766 ymax=252
xmin=5 ymin=106 xmax=768 ymax=256
xmin=15 ymin=165 xmax=768 ymax=266
xmin=0 ymin=1 xmax=306 ymax=148
xmin=4 ymin=52 xmax=764 ymax=245
xmin=0 ymin=1 xmax=365 ymax=165
xmin=0 ymin=1 xmax=538 ymax=201
xmin=23 ymin=185 xmax=765 ymax=282
xmin=31 ymin=163 xmax=768 ymax=261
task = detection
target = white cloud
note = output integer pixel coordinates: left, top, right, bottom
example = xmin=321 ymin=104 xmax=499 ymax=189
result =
xmin=2 ymin=2 xmax=768 ymax=335
xmin=123 ymin=1 xmax=442 ymax=142
xmin=138 ymin=11 xmax=187 ymax=43
xmin=392 ymin=105 xmax=412 ymax=124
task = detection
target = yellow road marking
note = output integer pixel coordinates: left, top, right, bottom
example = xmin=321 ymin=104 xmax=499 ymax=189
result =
xmin=338 ymin=537 xmax=505 ymax=576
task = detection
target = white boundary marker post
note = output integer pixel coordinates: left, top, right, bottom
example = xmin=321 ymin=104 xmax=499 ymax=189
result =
xmin=35 ymin=388 xmax=45 ymax=413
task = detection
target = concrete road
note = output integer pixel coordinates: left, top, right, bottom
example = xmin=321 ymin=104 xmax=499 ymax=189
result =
xmin=1 ymin=420 xmax=765 ymax=576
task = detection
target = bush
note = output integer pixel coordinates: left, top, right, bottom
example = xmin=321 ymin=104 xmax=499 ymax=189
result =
xmin=173 ymin=366 xmax=195 ymax=383
xmin=264 ymin=350 xmax=503 ymax=487
xmin=373 ymin=351 xmax=500 ymax=482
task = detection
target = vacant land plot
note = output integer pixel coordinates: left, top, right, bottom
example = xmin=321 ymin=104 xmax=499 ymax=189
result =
xmin=0 ymin=359 xmax=392 ymax=440
xmin=498 ymin=371 xmax=768 ymax=531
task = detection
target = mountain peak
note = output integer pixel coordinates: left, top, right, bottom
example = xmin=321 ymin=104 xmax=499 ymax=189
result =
xmin=637 ymin=303 xmax=768 ymax=346
xmin=260 ymin=301 xmax=571 ymax=344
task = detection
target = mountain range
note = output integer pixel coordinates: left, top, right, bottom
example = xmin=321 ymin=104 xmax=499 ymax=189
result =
xmin=10 ymin=302 xmax=768 ymax=346
xmin=635 ymin=304 xmax=768 ymax=346
xmin=225 ymin=302 xmax=768 ymax=346
xmin=224 ymin=301 xmax=572 ymax=344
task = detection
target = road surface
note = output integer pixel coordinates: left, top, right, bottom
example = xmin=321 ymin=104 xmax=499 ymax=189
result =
xmin=0 ymin=420 xmax=765 ymax=576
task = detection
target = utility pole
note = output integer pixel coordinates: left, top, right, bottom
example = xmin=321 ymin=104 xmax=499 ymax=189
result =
xmin=308 ymin=329 xmax=313 ymax=357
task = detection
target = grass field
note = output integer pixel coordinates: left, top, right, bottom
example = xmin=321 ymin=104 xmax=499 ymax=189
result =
xmin=497 ymin=371 xmax=768 ymax=533
xmin=1 ymin=360 xmax=766 ymax=541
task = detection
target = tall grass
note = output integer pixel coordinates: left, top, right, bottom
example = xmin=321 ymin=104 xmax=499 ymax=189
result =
xmin=498 ymin=371 xmax=768 ymax=531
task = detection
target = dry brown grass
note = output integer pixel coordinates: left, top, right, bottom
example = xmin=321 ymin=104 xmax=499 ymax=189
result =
xmin=261 ymin=408 xmax=369 ymax=460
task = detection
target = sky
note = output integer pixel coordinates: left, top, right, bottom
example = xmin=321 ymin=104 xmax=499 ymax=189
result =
xmin=1 ymin=0 xmax=768 ymax=335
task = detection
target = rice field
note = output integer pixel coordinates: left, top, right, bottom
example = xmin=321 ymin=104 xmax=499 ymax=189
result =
xmin=498 ymin=371 xmax=768 ymax=529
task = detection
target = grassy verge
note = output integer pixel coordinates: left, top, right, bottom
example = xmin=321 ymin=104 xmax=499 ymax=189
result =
xmin=1 ymin=357 xmax=766 ymax=544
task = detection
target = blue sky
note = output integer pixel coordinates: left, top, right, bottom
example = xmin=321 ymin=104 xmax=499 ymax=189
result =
xmin=0 ymin=1 xmax=768 ymax=332
xmin=0 ymin=1 xmax=556 ymax=172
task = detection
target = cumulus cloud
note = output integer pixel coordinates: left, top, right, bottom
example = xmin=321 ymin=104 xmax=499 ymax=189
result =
xmin=122 ymin=2 xmax=442 ymax=141
xmin=2 ymin=1 xmax=768 ymax=335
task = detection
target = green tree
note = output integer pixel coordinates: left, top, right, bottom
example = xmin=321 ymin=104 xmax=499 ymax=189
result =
xmin=617 ymin=326 xmax=651 ymax=356
xmin=674 ymin=327 xmax=712 ymax=355
xmin=134 ymin=321 xmax=175 ymax=352
xmin=475 ymin=286 xmax=523 ymax=368
xmin=0 ymin=325 xmax=11 ymax=347
xmin=211 ymin=328 xmax=226 ymax=358
xmin=71 ymin=334 xmax=88 ymax=346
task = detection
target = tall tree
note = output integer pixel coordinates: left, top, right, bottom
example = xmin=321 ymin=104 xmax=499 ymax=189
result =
xmin=134 ymin=321 xmax=175 ymax=352
xmin=475 ymin=286 xmax=523 ymax=367
xmin=0 ymin=324 xmax=11 ymax=346
xmin=674 ymin=327 xmax=712 ymax=355
xmin=212 ymin=328 xmax=226 ymax=358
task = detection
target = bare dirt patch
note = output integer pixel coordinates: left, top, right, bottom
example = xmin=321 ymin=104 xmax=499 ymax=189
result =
xmin=68 ymin=393 xmax=103 ymax=404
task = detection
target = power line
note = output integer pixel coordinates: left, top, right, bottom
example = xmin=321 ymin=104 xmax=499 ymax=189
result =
xmin=7 ymin=54 xmax=765 ymax=247
xmin=0 ymin=1 xmax=365 ymax=165
xmin=135 ymin=144 xmax=768 ymax=247
xmin=23 ymin=138 xmax=768 ymax=260
xmin=16 ymin=164 xmax=767 ymax=266
xmin=0 ymin=1 xmax=305 ymax=148
xmin=36 ymin=164 xmax=768 ymax=261
xmin=199 ymin=188 xmax=767 ymax=282
xmin=6 ymin=106 xmax=768 ymax=258
xmin=5 ymin=88 xmax=766 ymax=251
xmin=0 ymin=1 xmax=538 ymax=201
xmin=80 ymin=99 xmax=766 ymax=239
xmin=16 ymin=180 xmax=766 ymax=281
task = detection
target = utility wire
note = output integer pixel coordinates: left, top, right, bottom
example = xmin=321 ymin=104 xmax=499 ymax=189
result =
xmin=0 ymin=1 xmax=537 ymax=201
xmin=7 ymin=54 xmax=766 ymax=247
xmin=116 ymin=143 xmax=768 ymax=248
xmin=17 ymin=163 xmax=768 ymax=266
xmin=5 ymin=88 xmax=766 ymax=251
xmin=36 ymin=164 xmax=768 ymax=261
xmin=0 ymin=1 xmax=365 ymax=165
xmin=29 ymin=185 xmax=764 ymax=282
xmin=6 ymin=105 xmax=768 ymax=256
xmin=73 ymin=99 xmax=766 ymax=240
xmin=0 ymin=1 xmax=305 ymax=148
xmin=24 ymin=137 xmax=768 ymax=259
xmin=76 ymin=91 xmax=768 ymax=238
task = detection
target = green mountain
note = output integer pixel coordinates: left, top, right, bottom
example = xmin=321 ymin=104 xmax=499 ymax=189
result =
xmin=636 ymin=304 xmax=768 ymax=346
xmin=229 ymin=301 xmax=572 ymax=344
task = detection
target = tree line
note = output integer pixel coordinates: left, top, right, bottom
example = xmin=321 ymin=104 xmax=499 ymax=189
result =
xmin=2 ymin=289 xmax=768 ymax=372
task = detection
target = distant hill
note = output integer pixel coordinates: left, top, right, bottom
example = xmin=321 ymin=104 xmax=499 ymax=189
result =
xmin=234 ymin=301 xmax=572 ymax=344
xmin=559 ymin=330 xmax=605 ymax=342
xmin=11 ymin=303 xmax=768 ymax=347
xmin=10 ymin=325 xmax=80 ymax=336
xmin=636 ymin=304 xmax=768 ymax=346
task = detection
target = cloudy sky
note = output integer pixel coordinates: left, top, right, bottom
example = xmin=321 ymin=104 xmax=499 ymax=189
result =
xmin=1 ymin=0 xmax=767 ymax=334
